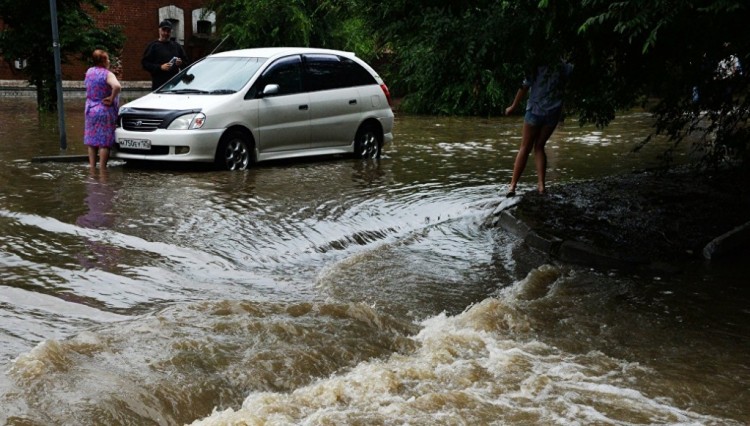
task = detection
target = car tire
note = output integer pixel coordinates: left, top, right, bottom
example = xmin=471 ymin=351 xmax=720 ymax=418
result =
xmin=353 ymin=123 xmax=381 ymax=159
xmin=216 ymin=130 xmax=252 ymax=171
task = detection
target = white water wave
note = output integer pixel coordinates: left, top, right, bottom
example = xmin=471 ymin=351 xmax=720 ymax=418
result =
xmin=191 ymin=268 xmax=735 ymax=425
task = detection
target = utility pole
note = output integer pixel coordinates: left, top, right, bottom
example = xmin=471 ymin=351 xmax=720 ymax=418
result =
xmin=49 ymin=0 xmax=67 ymax=150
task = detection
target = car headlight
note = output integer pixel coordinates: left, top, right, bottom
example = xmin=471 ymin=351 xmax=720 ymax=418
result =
xmin=168 ymin=112 xmax=206 ymax=130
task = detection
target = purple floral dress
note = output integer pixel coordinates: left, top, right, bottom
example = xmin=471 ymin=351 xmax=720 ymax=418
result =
xmin=84 ymin=66 xmax=119 ymax=148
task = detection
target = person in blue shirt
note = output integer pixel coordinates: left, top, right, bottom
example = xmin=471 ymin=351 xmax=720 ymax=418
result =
xmin=505 ymin=62 xmax=573 ymax=196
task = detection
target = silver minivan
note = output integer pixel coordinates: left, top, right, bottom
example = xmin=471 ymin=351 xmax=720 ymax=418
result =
xmin=114 ymin=47 xmax=394 ymax=170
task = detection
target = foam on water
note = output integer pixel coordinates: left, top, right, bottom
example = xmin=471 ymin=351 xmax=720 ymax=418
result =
xmin=190 ymin=266 xmax=737 ymax=425
xmin=2 ymin=299 xmax=419 ymax=424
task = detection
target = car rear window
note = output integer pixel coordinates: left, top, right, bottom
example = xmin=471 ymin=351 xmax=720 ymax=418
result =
xmin=303 ymin=54 xmax=377 ymax=92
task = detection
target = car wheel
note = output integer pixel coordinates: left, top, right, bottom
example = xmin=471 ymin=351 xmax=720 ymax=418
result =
xmin=354 ymin=124 xmax=381 ymax=159
xmin=216 ymin=130 xmax=252 ymax=171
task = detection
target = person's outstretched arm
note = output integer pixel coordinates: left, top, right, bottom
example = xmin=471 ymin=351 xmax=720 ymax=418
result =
xmin=505 ymin=85 xmax=529 ymax=115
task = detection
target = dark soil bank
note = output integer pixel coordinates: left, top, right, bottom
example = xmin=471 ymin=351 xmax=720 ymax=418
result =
xmin=490 ymin=166 xmax=750 ymax=270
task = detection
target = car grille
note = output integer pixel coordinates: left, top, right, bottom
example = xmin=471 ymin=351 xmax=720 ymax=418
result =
xmin=118 ymin=107 xmax=202 ymax=132
xmin=121 ymin=117 xmax=163 ymax=132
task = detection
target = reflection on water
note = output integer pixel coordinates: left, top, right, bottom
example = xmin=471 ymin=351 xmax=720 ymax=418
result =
xmin=75 ymin=170 xmax=120 ymax=271
xmin=0 ymin=97 xmax=747 ymax=425
xmin=76 ymin=171 xmax=115 ymax=230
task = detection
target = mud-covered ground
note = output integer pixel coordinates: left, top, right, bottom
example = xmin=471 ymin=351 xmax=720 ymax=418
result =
xmin=512 ymin=166 xmax=750 ymax=263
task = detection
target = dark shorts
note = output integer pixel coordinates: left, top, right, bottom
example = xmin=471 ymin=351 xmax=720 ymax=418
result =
xmin=524 ymin=107 xmax=562 ymax=127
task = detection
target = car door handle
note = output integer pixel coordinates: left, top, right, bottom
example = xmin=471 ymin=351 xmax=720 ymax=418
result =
xmin=299 ymin=105 xmax=309 ymax=110
xmin=349 ymin=99 xmax=357 ymax=105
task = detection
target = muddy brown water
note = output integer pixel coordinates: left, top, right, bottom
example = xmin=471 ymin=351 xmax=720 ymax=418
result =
xmin=1 ymin=96 xmax=748 ymax=425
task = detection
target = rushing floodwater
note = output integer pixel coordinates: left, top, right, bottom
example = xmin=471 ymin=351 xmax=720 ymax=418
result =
xmin=0 ymin=96 xmax=748 ymax=425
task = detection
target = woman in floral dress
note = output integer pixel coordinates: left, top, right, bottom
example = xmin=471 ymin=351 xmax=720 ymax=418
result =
xmin=84 ymin=49 xmax=121 ymax=169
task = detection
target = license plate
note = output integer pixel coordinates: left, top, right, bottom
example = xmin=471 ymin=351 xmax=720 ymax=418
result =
xmin=118 ymin=138 xmax=151 ymax=150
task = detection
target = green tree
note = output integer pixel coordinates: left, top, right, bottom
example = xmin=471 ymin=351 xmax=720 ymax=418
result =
xmin=0 ymin=0 xmax=124 ymax=111
xmin=359 ymin=1 xmax=527 ymax=116
xmin=206 ymin=0 xmax=376 ymax=60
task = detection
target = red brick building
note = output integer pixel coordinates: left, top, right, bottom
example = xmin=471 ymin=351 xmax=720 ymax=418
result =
xmin=0 ymin=1 xmax=215 ymax=84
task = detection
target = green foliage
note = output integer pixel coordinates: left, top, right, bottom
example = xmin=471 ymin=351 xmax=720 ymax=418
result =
xmin=205 ymin=0 xmax=376 ymax=61
xmin=206 ymin=0 xmax=312 ymax=48
xmin=361 ymin=1 xmax=579 ymax=116
xmin=0 ymin=0 xmax=125 ymax=111
xmin=329 ymin=16 xmax=376 ymax=60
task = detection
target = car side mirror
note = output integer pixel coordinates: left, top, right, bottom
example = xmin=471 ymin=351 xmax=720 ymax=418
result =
xmin=262 ymin=84 xmax=280 ymax=97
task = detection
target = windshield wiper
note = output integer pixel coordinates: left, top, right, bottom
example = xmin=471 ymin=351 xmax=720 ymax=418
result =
xmin=209 ymin=89 xmax=237 ymax=94
xmin=163 ymin=89 xmax=210 ymax=94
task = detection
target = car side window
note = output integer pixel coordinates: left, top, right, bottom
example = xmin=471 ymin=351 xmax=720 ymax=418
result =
xmin=250 ymin=55 xmax=303 ymax=97
xmin=303 ymin=54 xmax=377 ymax=92
xmin=304 ymin=54 xmax=340 ymax=92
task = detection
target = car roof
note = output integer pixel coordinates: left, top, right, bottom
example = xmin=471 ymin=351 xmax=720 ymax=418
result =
xmin=210 ymin=47 xmax=357 ymax=60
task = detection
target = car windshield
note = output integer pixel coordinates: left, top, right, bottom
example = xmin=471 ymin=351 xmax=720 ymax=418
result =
xmin=158 ymin=57 xmax=266 ymax=94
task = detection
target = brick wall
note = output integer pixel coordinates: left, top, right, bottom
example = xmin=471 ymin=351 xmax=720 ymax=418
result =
xmin=0 ymin=0 xmax=213 ymax=84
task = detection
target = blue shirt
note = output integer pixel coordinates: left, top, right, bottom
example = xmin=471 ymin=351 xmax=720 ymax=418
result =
xmin=523 ymin=63 xmax=573 ymax=116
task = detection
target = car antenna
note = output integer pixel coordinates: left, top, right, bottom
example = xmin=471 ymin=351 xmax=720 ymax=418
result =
xmin=209 ymin=35 xmax=230 ymax=55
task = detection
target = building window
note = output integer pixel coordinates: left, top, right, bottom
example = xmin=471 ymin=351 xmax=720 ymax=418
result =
xmin=192 ymin=8 xmax=216 ymax=38
xmin=13 ymin=59 xmax=27 ymax=70
xmin=196 ymin=20 xmax=211 ymax=35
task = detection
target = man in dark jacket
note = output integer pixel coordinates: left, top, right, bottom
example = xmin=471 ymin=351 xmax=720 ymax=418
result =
xmin=141 ymin=20 xmax=190 ymax=90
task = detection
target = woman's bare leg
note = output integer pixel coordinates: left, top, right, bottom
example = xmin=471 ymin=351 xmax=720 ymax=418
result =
xmin=99 ymin=148 xmax=110 ymax=169
xmin=87 ymin=146 xmax=97 ymax=169
xmin=509 ymin=122 xmax=542 ymax=194
xmin=533 ymin=124 xmax=558 ymax=194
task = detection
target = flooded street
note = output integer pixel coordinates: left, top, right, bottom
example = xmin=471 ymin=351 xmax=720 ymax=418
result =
xmin=1 ymin=96 xmax=748 ymax=425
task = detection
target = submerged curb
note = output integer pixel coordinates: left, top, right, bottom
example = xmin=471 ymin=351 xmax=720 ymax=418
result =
xmin=491 ymin=198 xmax=750 ymax=270
xmin=32 ymin=155 xmax=88 ymax=163
xmin=487 ymin=168 xmax=750 ymax=270
xmin=492 ymin=207 xmax=648 ymax=270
